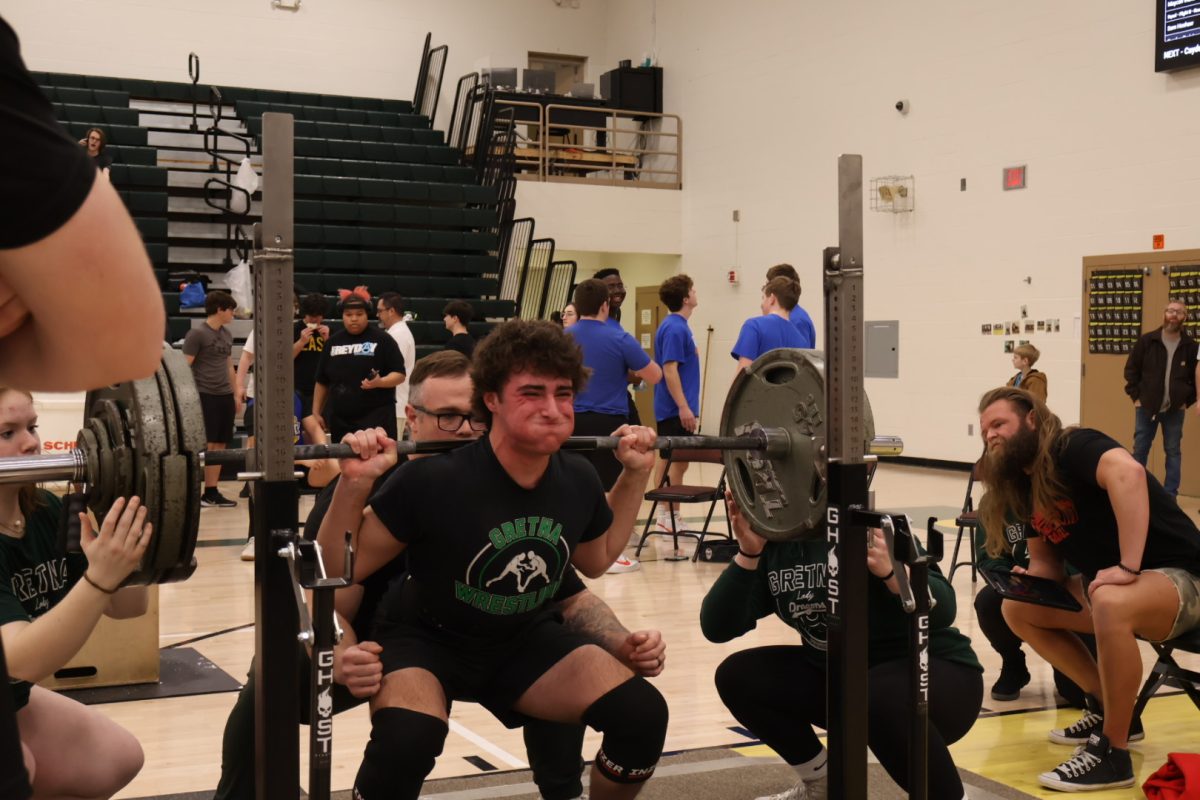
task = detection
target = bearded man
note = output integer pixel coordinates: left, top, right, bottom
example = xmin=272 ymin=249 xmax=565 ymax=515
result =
xmin=1123 ymin=299 xmax=1198 ymax=497
xmin=976 ymin=386 xmax=1200 ymax=792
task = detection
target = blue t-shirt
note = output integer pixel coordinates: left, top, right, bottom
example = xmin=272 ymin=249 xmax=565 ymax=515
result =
xmin=569 ymin=318 xmax=650 ymax=415
xmin=790 ymin=306 xmax=817 ymax=348
xmin=653 ymin=313 xmax=699 ymax=421
xmin=731 ymin=314 xmax=807 ymax=363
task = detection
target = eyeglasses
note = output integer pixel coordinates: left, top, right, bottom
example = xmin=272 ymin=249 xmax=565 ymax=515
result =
xmin=412 ymin=405 xmax=488 ymax=432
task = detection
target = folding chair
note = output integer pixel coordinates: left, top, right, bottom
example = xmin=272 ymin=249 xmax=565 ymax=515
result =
xmin=1131 ymin=627 xmax=1200 ymax=721
xmin=634 ymin=449 xmax=733 ymax=563
xmin=948 ymin=457 xmax=984 ymax=583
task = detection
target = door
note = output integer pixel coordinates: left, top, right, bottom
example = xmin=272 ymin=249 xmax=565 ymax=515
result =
xmin=1081 ymin=249 xmax=1200 ymax=496
xmin=634 ymin=286 xmax=669 ymax=429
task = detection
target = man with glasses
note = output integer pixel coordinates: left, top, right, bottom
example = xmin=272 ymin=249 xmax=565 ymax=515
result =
xmin=1123 ymin=299 xmax=1199 ymax=496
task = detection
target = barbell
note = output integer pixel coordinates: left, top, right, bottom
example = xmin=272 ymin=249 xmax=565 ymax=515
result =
xmin=0 ymin=346 xmax=898 ymax=584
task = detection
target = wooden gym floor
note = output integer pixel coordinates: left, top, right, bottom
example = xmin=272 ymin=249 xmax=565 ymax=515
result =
xmin=81 ymin=462 xmax=1198 ymax=799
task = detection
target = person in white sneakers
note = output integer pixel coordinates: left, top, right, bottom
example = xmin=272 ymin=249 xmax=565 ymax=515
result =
xmin=651 ymin=275 xmax=701 ymax=539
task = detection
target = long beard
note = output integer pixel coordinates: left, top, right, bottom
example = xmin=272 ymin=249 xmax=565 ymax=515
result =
xmin=984 ymin=424 xmax=1038 ymax=490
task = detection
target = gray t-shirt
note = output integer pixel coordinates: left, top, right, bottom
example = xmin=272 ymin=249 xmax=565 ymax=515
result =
xmin=1162 ymin=335 xmax=1181 ymax=412
xmin=182 ymin=323 xmax=234 ymax=395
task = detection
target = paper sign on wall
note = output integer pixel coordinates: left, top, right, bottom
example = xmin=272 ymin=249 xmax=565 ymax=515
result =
xmin=641 ymin=333 xmax=651 ymax=348
xmin=641 ymin=309 xmax=652 ymax=325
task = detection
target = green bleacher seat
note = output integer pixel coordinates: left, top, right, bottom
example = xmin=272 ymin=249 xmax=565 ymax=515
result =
xmin=118 ymin=191 xmax=167 ymax=214
xmin=144 ymin=243 xmax=168 ymax=265
xmin=109 ymin=164 xmax=168 ymax=188
xmin=52 ymin=102 xmax=140 ymax=126
xmin=166 ymin=317 xmax=193 ymax=343
xmin=162 ymin=292 xmax=181 ymax=315
xmin=133 ymin=217 xmax=168 ymax=240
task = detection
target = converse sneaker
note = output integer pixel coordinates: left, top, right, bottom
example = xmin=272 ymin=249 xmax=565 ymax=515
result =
xmin=606 ymin=555 xmax=641 ymax=574
xmin=1037 ymin=732 xmax=1135 ymax=791
xmin=990 ymin=665 xmax=1031 ymax=701
xmin=201 ymin=490 xmax=237 ymax=508
xmin=1048 ymin=704 xmax=1144 ymax=745
xmin=755 ymin=783 xmax=808 ymax=800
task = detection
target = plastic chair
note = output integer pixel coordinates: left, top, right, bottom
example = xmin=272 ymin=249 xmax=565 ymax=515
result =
xmin=1132 ymin=627 xmax=1200 ymax=720
xmin=635 ymin=449 xmax=733 ymax=563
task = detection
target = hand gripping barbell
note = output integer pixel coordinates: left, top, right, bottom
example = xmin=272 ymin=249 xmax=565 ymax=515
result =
xmin=0 ymin=346 xmax=900 ymax=585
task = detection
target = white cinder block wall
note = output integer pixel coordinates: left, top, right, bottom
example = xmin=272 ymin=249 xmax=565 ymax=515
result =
xmin=608 ymin=0 xmax=1200 ymax=461
xmin=7 ymin=1 xmax=1200 ymax=461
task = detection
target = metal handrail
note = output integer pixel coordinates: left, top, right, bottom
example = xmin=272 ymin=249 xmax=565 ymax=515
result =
xmin=188 ymin=52 xmax=200 ymax=132
xmin=202 ymin=85 xmax=257 ymax=265
xmin=487 ymin=101 xmax=682 ymax=189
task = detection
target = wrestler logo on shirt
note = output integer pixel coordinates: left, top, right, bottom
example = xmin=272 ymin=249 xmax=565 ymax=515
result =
xmin=1030 ymin=499 xmax=1078 ymax=545
xmin=328 ymin=342 xmax=377 ymax=357
xmin=455 ymin=516 xmax=568 ymax=616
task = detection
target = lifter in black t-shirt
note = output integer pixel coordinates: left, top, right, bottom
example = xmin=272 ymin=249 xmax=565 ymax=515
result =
xmin=0 ymin=17 xmax=163 ymax=392
xmin=312 ymin=295 xmax=406 ymax=443
xmin=215 ymin=350 xmax=665 ymax=800
xmin=318 ymin=321 xmax=667 ymax=800
xmin=977 ymin=387 xmax=1200 ymax=793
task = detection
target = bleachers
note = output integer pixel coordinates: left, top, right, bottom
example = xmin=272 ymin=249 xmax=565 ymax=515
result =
xmin=36 ymin=66 xmax=512 ymax=355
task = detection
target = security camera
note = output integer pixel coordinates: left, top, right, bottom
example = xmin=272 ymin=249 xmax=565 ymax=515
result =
xmin=895 ymin=99 xmax=909 ymax=114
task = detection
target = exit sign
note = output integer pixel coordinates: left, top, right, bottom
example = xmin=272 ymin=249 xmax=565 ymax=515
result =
xmin=1003 ymin=165 xmax=1027 ymax=191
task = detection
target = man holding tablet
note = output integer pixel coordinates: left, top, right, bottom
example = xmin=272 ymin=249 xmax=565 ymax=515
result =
xmin=975 ymin=386 xmax=1200 ymax=792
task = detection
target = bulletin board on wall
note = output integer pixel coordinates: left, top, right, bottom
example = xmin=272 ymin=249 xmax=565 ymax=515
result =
xmin=1081 ymin=249 xmax=1200 ymax=497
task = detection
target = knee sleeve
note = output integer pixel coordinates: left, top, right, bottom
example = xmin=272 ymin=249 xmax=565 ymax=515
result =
xmin=581 ymin=677 xmax=668 ymax=784
xmin=353 ymin=708 xmax=447 ymax=800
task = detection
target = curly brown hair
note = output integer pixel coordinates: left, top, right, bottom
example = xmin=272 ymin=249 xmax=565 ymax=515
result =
xmin=470 ymin=320 xmax=588 ymax=424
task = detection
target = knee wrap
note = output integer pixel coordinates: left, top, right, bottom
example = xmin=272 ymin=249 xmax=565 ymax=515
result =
xmin=582 ymin=677 xmax=668 ymax=784
xmin=352 ymin=708 xmax=447 ymax=800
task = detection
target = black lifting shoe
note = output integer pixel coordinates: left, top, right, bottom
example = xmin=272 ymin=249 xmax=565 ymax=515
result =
xmin=990 ymin=665 xmax=1032 ymax=701
xmin=1038 ymin=732 xmax=1135 ymax=792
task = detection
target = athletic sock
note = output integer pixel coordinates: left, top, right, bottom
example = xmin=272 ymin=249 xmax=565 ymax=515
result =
xmin=790 ymin=748 xmax=827 ymax=781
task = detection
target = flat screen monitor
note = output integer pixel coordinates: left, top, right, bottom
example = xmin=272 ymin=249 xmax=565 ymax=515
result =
xmin=1155 ymin=0 xmax=1200 ymax=71
xmin=522 ymin=69 xmax=556 ymax=94
xmin=482 ymin=68 xmax=518 ymax=90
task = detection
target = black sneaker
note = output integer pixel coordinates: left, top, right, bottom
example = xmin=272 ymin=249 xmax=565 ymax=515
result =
xmin=201 ymin=490 xmax=237 ymax=508
xmin=1038 ymin=733 xmax=1135 ymax=791
xmin=990 ymin=666 xmax=1032 ymax=701
xmin=1049 ymin=705 xmax=1144 ymax=745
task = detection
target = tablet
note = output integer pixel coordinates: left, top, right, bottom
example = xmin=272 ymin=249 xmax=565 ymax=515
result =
xmin=981 ymin=568 xmax=1083 ymax=612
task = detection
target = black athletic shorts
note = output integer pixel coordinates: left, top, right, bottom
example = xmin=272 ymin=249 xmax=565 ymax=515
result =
xmin=373 ymin=610 xmax=592 ymax=727
xmin=297 ymin=391 xmax=314 ymax=419
xmin=200 ymin=392 xmax=236 ymax=445
xmin=656 ymin=415 xmax=691 ymax=437
xmin=329 ymin=404 xmax=397 ymax=445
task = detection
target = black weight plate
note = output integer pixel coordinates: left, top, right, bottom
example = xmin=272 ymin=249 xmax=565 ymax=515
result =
xmin=158 ymin=348 xmax=205 ymax=584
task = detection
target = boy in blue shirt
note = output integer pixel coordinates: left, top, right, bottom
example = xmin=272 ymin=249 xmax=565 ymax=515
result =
xmin=767 ymin=263 xmax=816 ymax=348
xmin=652 ymin=274 xmax=701 ymax=535
xmin=568 ymin=279 xmax=662 ymax=490
xmin=731 ymin=276 xmax=808 ymax=372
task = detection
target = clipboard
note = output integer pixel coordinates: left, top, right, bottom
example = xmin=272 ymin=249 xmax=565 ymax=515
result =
xmin=981 ymin=568 xmax=1083 ymax=612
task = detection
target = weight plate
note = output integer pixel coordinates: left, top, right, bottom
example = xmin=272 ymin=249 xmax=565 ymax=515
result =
xmin=153 ymin=364 xmax=186 ymax=576
xmin=75 ymin=427 xmax=101 ymax=505
xmin=86 ymin=418 xmax=115 ymax=513
xmin=720 ymin=348 xmax=875 ymax=542
xmin=159 ymin=348 xmax=205 ymax=585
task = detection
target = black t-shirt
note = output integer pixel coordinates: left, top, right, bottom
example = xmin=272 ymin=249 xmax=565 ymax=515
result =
xmin=1025 ymin=428 xmax=1200 ymax=578
xmin=0 ymin=17 xmax=96 ymax=249
xmin=369 ymin=435 xmax=611 ymax=639
xmin=444 ymin=333 xmax=476 ymax=358
xmin=313 ymin=327 xmax=406 ymax=421
xmin=91 ymin=151 xmax=111 ymax=171
xmin=304 ymin=459 xmax=589 ymax=640
xmin=293 ymin=320 xmax=327 ymax=396
xmin=304 ymin=466 xmax=405 ymax=634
